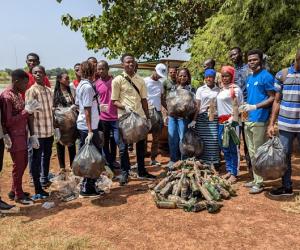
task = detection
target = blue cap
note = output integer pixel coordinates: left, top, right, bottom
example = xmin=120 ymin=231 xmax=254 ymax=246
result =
xmin=204 ymin=69 xmax=216 ymax=78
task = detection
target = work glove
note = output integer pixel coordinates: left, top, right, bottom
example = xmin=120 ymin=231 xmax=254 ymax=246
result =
xmin=3 ymin=134 xmax=12 ymax=149
xmin=239 ymin=104 xmax=257 ymax=112
xmin=147 ymin=119 xmax=152 ymax=130
xmin=54 ymin=128 xmax=61 ymax=142
xmin=100 ymin=104 xmax=109 ymax=112
xmin=25 ymin=100 xmax=42 ymax=114
xmin=29 ymin=135 xmax=40 ymax=149
xmin=85 ymin=132 xmax=94 ymax=144
xmin=125 ymin=106 xmax=132 ymax=113
xmin=188 ymin=120 xmax=196 ymax=129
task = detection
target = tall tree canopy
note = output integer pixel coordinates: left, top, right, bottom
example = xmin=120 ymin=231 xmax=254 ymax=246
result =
xmin=56 ymin=0 xmax=223 ymax=59
xmin=57 ymin=0 xmax=300 ymax=72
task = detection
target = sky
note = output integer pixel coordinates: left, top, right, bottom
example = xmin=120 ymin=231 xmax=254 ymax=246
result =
xmin=0 ymin=0 xmax=189 ymax=70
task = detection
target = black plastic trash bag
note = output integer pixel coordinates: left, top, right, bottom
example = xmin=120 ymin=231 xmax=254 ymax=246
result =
xmin=253 ymin=137 xmax=287 ymax=180
xmin=149 ymin=108 xmax=163 ymax=132
xmin=167 ymin=89 xmax=196 ymax=118
xmin=119 ymin=111 xmax=149 ymax=144
xmin=54 ymin=107 xmax=78 ymax=146
xmin=180 ymin=129 xmax=204 ymax=157
xmin=72 ymin=142 xmax=105 ymax=179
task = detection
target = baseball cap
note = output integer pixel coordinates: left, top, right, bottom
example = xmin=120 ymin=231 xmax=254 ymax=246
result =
xmin=155 ymin=63 xmax=167 ymax=78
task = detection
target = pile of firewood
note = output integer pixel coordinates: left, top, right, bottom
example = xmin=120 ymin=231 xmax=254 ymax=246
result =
xmin=150 ymin=160 xmax=236 ymax=213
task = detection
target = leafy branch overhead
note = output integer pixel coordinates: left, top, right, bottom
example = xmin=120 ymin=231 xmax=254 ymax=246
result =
xmin=56 ymin=0 xmax=223 ymax=59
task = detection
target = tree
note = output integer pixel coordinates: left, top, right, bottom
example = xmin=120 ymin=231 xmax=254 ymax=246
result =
xmin=56 ymin=0 xmax=223 ymax=59
xmin=188 ymin=0 xmax=300 ymax=74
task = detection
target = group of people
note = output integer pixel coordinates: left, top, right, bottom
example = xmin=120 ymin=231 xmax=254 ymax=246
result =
xmin=0 ymin=47 xmax=299 ymax=213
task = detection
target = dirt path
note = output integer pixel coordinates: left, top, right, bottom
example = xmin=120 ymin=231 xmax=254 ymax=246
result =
xmin=1 ymin=150 xmax=300 ymax=249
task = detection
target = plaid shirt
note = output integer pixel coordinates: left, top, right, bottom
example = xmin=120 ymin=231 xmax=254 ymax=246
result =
xmin=25 ymin=83 xmax=54 ymax=138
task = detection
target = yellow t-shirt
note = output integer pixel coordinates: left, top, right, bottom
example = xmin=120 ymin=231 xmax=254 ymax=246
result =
xmin=111 ymin=72 xmax=147 ymax=118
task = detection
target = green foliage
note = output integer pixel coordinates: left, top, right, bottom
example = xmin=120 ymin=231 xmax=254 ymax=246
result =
xmin=188 ymin=0 xmax=300 ymax=73
xmin=56 ymin=0 xmax=223 ymax=59
xmin=46 ymin=67 xmax=68 ymax=77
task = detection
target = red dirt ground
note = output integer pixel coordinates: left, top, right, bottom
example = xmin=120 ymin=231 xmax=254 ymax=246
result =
xmin=1 ymin=142 xmax=300 ymax=249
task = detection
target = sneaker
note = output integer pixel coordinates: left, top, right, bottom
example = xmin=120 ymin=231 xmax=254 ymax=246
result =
xmin=150 ymin=160 xmax=161 ymax=166
xmin=269 ymin=187 xmax=294 ymax=197
xmin=249 ymin=185 xmax=264 ymax=194
xmin=40 ymin=190 xmax=50 ymax=197
xmin=31 ymin=194 xmax=48 ymax=201
xmin=0 ymin=199 xmax=16 ymax=213
xmin=137 ymin=172 xmax=156 ymax=180
xmin=8 ymin=191 xmax=30 ymax=201
xmin=119 ymin=173 xmax=128 ymax=186
xmin=15 ymin=197 xmax=34 ymax=205
xmin=79 ymin=191 xmax=101 ymax=198
xmin=244 ymin=181 xmax=255 ymax=188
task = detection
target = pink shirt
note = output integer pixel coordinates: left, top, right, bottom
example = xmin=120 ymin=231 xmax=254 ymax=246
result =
xmin=95 ymin=77 xmax=118 ymax=121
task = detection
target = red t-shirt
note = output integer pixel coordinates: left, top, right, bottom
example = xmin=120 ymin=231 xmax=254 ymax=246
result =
xmin=73 ymin=79 xmax=80 ymax=88
xmin=21 ymin=72 xmax=51 ymax=100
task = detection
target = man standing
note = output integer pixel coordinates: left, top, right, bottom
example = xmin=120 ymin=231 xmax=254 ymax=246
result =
xmin=95 ymin=60 xmax=119 ymax=173
xmin=162 ymin=66 xmax=177 ymax=98
xmin=229 ymin=47 xmax=252 ymax=171
xmin=70 ymin=63 xmax=81 ymax=97
xmin=112 ymin=53 xmax=156 ymax=185
xmin=1 ymin=69 xmax=40 ymax=205
xmin=26 ymin=66 xmax=53 ymax=200
xmin=144 ymin=63 xmax=167 ymax=166
xmin=76 ymin=61 xmax=103 ymax=197
xmin=267 ymin=50 xmax=300 ymax=197
xmin=240 ymin=49 xmax=275 ymax=194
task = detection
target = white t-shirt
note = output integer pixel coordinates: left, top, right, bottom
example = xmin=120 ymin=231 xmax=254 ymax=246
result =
xmin=76 ymin=79 xmax=99 ymax=130
xmin=196 ymin=84 xmax=220 ymax=114
xmin=217 ymin=85 xmax=243 ymax=117
xmin=144 ymin=76 xmax=163 ymax=111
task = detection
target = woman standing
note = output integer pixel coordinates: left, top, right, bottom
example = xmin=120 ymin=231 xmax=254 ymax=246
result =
xmin=217 ymin=66 xmax=243 ymax=183
xmin=167 ymin=68 xmax=195 ymax=169
xmin=53 ymin=73 xmax=76 ymax=173
xmin=192 ymin=69 xmax=220 ymax=167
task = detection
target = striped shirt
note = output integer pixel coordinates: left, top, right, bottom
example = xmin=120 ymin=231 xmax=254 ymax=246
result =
xmin=275 ymin=65 xmax=300 ymax=132
xmin=25 ymin=83 xmax=54 ymax=138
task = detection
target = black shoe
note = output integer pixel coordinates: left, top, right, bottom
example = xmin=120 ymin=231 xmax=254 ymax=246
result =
xmin=8 ymin=191 xmax=30 ymax=201
xmin=269 ymin=187 xmax=294 ymax=197
xmin=79 ymin=191 xmax=101 ymax=198
xmin=39 ymin=190 xmax=50 ymax=197
xmin=15 ymin=197 xmax=34 ymax=205
xmin=119 ymin=173 xmax=128 ymax=186
xmin=137 ymin=172 xmax=156 ymax=180
xmin=0 ymin=199 xmax=15 ymax=212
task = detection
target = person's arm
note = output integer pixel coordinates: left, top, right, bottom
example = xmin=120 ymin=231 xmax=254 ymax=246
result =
xmin=112 ymin=100 xmax=125 ymax=110
xmin=267 ymin=92 xmax=281 ymax=137
xmin=1 ymin=98 xmax=29 ymax=127
xmin=256 ymin=90 xmax=275 ymax=109
xmin=142 ymin=98 xmax=150 ymax=119
xmin=28 ymin=115 xmax=34 ymax=136
xmin=84 ymin=107 xmax=92 ymax=133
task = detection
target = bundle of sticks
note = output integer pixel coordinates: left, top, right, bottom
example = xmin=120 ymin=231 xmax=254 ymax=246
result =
xmin=150 ymin=160 xmax=236 ymax=213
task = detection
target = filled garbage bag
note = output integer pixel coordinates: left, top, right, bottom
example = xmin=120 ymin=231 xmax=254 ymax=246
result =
xmin=119 ymin=111 xmax=149 ymax=144
xmin=180 ymin=129 xmax=204 ymax=157
xmin=253 ymin=137 xmax=287 ymax=180
xmin=72 ymin=142 xmax=105 ymax=179
xmin=149 ymin=108 xmax=163 ymax=131
xmin=167 ymin=89 xmax=197 ymax=118
xmin=54 ymin=107 xmax=78 ymax=146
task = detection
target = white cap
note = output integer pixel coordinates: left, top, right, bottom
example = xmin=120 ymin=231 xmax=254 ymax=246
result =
xmin=155 ymin=63 xmax=167 ymax=78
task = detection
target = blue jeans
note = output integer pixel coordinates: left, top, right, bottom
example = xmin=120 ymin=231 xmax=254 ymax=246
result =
xmin=168 ymin=116 xmax=188 ymax=162
xmin=100 ymin=120 xmax=119 ymax=170
xmin=279 ymin=130 xmax=300 ymax=189
xmin=218 ymin=125 xmax=238 ymax=176
xmin=31 ymin=136 xmax=54 ymax=194
xmin=78 ymin=130 xmax=102 ymax=194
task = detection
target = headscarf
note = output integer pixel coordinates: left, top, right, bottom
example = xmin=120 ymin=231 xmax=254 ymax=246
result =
xmin=221 ymin=66 xmax=235 ymax=83
xmin=204 ymin=69 xmax=216 ymax=78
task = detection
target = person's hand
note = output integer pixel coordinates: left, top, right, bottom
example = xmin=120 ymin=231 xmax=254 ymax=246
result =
xmin=100 ymin=104 xmax=109 ymax=112
xmin=239 ymin=104 xmax=257 ymax=112
xmin=125 ymin=106 xmax=132 ymax=113
xmin=85 ymin=132 xmax=94 ymax=144
xmin=30 ymin=135 xmax=40 ymax=149
xmin=147 ymin=119 xmax=152 ymax=130
xmin=267 ymin=125 xmax=275 ymax=138
xmin=54 ymin=128 xmax=61 ymax=142
xmin=188 ymin=120 xmax=196 ymax=128
xmin=3 ymin=134 xmax=12 ymax=149
xmin=70 ymin=104 xmax=78 ymax=112
xmin=25 ymin=100 xmax=42 ymax=114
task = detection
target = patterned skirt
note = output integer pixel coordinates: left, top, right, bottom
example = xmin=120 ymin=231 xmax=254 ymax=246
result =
xmin=195 ymin=112 xmax=220 ymax=164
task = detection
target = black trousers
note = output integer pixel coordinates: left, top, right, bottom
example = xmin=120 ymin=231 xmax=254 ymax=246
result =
xmin=56 ymin=142 xmax=76 ymax=169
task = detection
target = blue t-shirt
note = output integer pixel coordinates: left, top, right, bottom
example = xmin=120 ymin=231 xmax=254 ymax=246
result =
xmin=246 ymin=69 xmax=275 ymax=122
